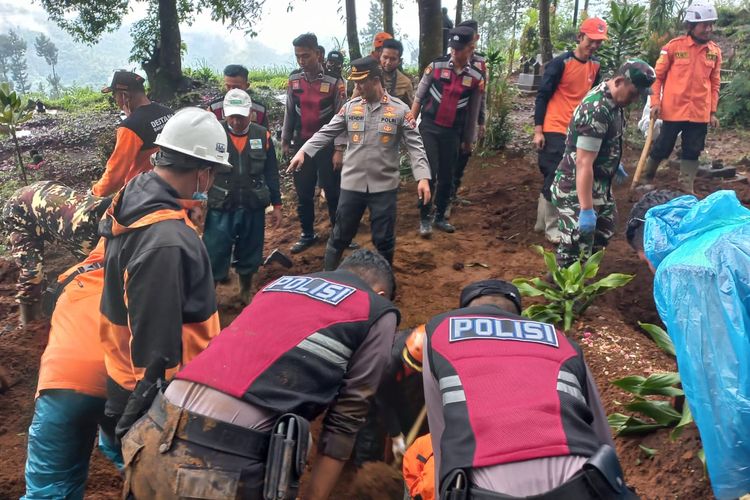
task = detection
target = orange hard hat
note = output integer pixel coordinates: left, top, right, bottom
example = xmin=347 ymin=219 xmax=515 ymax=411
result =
xmin=373 ymin=32 xmax=394 ymax=49
xmin=402 ymin=324 xmax=426 ymax=372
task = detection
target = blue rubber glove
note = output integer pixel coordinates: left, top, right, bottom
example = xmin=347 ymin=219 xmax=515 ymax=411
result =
xmin=615 ymin=163 xmax=628 ymax=185
xmin=579 ymin=208 xmax=597 ymax=234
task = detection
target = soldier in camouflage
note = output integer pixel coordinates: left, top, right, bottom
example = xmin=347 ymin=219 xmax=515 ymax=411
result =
xmin=1 ymin=181 xmax=111 ymax=323
xmin=551 ymin=59 xmax=656 ymax=268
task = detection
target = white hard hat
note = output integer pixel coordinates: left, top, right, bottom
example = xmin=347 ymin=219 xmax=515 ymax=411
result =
xmin=684 ymin=2 xmax=718 ymax=23
xmin=223 ymin=89 xmax=252 ymax=117
xmin=154 ymin=107 xmax=231 ymax=168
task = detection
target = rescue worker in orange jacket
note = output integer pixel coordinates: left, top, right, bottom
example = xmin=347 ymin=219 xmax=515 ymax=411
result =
xmin=638 ymin=2 xmax=722 ymax=194
xmin=98 ymin=108 xmax=228 ymax=443
xmin=94 ymin=70 xmax=174 ymax=197
xmin=532 ymin=17 xmax=607 ymax=244
xmin=23 ymin=240 xmax=122 ymax=500
xmin=207 ymin=64 xmax=270 ymax=128
xmin=403 ymin=433 xmax=436 ymax=500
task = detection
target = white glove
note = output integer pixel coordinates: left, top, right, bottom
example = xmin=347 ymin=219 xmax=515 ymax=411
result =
xmin=392 ymin=434 xmax=406 ymax=460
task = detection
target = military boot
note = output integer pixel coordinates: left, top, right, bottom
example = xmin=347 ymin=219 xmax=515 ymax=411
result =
xmin=238 ymin=273 xmax=254 ymax=305
xmin=678 ymin=159 xmax=700 ymax=195
xmin=20 ymin=301 xmax=42 ymax=327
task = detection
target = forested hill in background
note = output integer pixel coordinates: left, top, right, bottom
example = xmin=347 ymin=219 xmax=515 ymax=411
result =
xmin=1 ymin=21 xmax=293 ymax=90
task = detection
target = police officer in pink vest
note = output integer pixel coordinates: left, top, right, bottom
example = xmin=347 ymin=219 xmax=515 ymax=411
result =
xmin=119 ymin=249 xmax=399 ymax=500
xmin=423 ymin=280 xmax=638 ymax=499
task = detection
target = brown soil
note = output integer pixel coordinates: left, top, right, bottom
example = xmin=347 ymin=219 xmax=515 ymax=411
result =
xmin=2 ymin=95 xmax=743 ymax=498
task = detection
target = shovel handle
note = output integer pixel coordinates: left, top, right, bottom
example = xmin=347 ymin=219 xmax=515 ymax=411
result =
xmin=630 ymin=117 xmax=655 ymax=191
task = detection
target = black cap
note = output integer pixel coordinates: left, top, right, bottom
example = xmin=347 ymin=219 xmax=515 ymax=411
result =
xmin=459 ymin=279 xmax=523 ymax=314
xmin=448 ymin=26 xmax=475 ymax=50
xmin=327 ymin=50 xmax=344 ymax=63
xmin=457 ymin=19 xmax=479 ymax=33
xmin=102 ymin=70 xmax=145 ymax=94
xmin=349 ymin=56 xmax=381 ymax=81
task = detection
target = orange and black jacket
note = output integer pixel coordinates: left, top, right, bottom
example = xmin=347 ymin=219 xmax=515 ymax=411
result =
xmin=534 ymin=51 xmax=601 ymax=135
xmin=92 ymin=102 xmax=174 ymax=197
xmin=98 ymin=171 xmax=220 ymax=415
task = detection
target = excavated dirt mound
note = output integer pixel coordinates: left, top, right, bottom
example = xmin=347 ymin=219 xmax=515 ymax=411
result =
xmin=2 ymin=95 xmax=742 ymax=497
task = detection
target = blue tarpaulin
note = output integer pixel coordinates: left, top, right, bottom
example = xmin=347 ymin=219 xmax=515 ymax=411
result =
xmin=644 ymin=190 xmax=750 ymax=499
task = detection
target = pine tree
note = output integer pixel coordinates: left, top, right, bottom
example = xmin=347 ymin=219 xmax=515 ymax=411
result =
xmin=0 ymin=34 xmax=12 ymax=84
xmin=35 ymin=33 xmax=61 ymax=98
xmin=360 ymin=0 xmax=383 ymax=55
xmin=8 ymin=30 xmax=29 ymax=95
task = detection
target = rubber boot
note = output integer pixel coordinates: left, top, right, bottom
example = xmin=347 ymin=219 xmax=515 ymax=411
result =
xmin=238 ymin=273 xmax=254 ymax=305
xmin=20 ymin=301 xmax=42 ymax=327
xmin=542 ymin=197 xmax=561 ymax=244
xmin=324 ymin=245 xmax=345 ymax=271
xmin=678 ymin=159 xmax=700 ymax=195
xmin=534 ymin=194 xmax=545 ymax=233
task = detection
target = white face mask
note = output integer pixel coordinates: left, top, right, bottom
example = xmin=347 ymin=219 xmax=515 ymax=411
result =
xmin=227 ymin=121 xmax=251 ymax=136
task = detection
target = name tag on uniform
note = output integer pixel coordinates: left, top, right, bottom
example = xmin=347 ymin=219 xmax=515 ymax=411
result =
xmin=264 ymin=276 xmax=356 ymax=305
xmin=449 ymin=317 xmax=559 ymax=347
xmin=320 ymin=82 xmax=331 ymax=93
xmin=249 ymin=138 xmax=263 ymax=150
xmin=440 ymin=69 xmax=451 ymax=80
xmin=675 ymin=51 xmax=689 ymax=59
xmin=462 ymin=76 xmax=473 ymax=87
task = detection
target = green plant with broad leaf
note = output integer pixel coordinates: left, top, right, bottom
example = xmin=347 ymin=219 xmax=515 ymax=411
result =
xmin=512 ymin=246 xmax=634 ymax=331
xmin=0 ymin=82 xmax=33 ymax=185
xmin=608 ymin=323 xmax=701 ymax=466
xmin=597 ymin=1 xmax=648 ymax=73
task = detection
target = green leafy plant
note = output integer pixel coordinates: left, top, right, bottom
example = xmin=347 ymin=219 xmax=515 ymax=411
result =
xmin=608 ymin=323 xmax=694 ymax=441
xmin=597 ymin=1 xmax=648 ymax=73
xmin=0 ymin=82 xmax=33 ymax=185
xmin=512 ymin=246 xmax=634 ymax=331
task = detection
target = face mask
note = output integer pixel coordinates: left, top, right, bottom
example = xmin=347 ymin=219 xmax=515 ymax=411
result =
xmin=228 ymin=122 xmax=251 ymax=136
xmin=192 ymin=171 xmax=209 ymax=201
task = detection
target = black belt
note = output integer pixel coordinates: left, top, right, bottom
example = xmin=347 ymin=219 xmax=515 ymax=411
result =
xmin=147 ymin=392 xmax=270 ymax=461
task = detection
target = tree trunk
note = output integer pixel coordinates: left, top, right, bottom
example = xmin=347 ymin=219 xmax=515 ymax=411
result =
xmin=417 ymin=0 xmax=442 ymax=73
xmin=583 ymin=0 xmax=590 ymax=15
xmin=539 ymin=0 xmax=553 ymax=63
xmin=382 ymin=0 xmax=394 ymax=34
xmin=455 ymin=0 xmax=463 ymax=25
xmin=346 ymin=0 xmax=362 ymax=60
xmin=149 ymin=0 xmax=182 ymax=102
xmin=572 ymin=0 xmax=580 ymax=28
xmin=507 ymin=0 xmax=520 ymax=76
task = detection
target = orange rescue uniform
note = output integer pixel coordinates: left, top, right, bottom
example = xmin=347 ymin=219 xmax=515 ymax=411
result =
xmin=539 ymin=54 xmax=601 ymax=134
xmin=403 ymin=434 xmax=435 ymax=500
xmin=36 ymin=240 xmax=107 ymax=398
xmin=651 ymin=35 xmax=721 ymax=123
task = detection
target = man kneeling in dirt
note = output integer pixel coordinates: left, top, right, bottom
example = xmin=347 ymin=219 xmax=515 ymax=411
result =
xmin=423 ymin=279 xmax=637 ymax=499
xmin=23 ymin=241 xmax=122 ymax=500
xmin=120 ymin=249 xmax=399 ymax=500
xmin=627 ymin=190 xmax=750 ymax=499
xmin=0 ymin=181 xmax=110 ymax=324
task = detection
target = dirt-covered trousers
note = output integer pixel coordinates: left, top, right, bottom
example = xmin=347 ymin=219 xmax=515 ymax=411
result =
xmin=554 ymin=199 xmax=617 ymax=268
xmin=121 ymin=393 xmax=270 ymax=500
xmin=0 ymin=181 xmax=107 ymax=304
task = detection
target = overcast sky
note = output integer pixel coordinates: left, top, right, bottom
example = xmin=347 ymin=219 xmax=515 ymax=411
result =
xmin=1 ymin=0 xmax=459 ymax=61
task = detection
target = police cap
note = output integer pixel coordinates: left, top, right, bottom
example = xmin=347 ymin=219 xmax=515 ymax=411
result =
xmin=102 ymin=70 xmax=145 ymax=94
xmin=349 ymin=56 xmax=381 ymax=81
xmin=448 ymin=26 xmax=476 ymax=50
xmin=459 ymin=279 xmax=523 ymax=313
xmin=327 ymin=50 xmax=344 ymax=64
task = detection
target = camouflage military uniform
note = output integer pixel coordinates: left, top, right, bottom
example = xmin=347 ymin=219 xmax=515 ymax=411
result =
xmin=1 ymin=181 xmax=111 ymax=303
xmin=550 ymin=81 xmax=623 ymax=267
